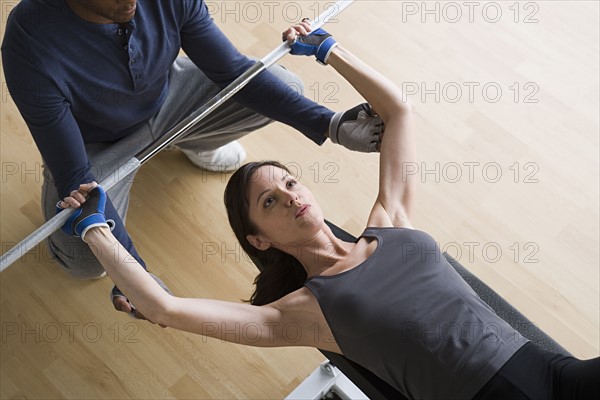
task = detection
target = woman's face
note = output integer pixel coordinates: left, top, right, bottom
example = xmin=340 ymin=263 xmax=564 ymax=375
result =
xmin=246 ymin=165 xmax=323 ymax=252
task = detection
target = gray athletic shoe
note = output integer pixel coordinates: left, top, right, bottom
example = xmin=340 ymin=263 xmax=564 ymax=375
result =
xmin=329 ymin=103 xmax=385 ymax=153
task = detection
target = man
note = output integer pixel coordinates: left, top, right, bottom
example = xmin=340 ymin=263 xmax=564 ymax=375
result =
xmin=2 ymin=0 xmax=383 ymax=318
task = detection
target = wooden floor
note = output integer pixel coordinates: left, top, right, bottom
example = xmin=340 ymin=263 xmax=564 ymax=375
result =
xmin=1 ymin=1 xmax=598 ymax=398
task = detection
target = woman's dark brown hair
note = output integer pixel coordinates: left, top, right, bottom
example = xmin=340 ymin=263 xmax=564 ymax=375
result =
xmin=224 ymin=161 xmax=307 ymax=306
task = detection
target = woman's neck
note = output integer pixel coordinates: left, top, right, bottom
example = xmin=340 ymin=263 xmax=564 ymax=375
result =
xmin=288 ymin=224 xmax=354 ymax=277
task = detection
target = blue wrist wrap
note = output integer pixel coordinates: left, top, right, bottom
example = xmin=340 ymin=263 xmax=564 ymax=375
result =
xmin=58 ymin=186 xmax=112 ymax=239
xmin=289 ymin=28 xmax=338 ymax=64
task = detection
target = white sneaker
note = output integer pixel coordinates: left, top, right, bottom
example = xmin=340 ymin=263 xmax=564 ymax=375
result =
xmin=91 ymin=271 xmax=107 ymax=280
xmin=180 ymin=141 xmax=247 ymax=172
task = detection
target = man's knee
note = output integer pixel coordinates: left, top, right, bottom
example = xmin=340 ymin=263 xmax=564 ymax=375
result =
xmin=268 ymin=64 xmax=305 ymax=96
xmin=47 ymin=236 xmax=106 ymax=280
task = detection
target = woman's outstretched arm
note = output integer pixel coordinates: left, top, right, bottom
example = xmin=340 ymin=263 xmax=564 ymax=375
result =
xmin=328 ymin=46 xmax=416 ymax=228
xmin=85 ymin=225 xmax=334 ymax=349
xmin=285 ymin=21 xmax=416 ymax=227
xmin=84 ymin=226 xmax=278 ymax=345
xmin=63 ymin=183 xmax=333 ymax=350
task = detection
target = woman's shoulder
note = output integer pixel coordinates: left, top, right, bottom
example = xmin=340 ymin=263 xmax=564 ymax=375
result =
xmin=361 ymin=225 xmax=439 ymax=248
xmin=270 ymin=287 xmax=319 ymax=313
xmin=362 ymin=225 xmax=416 ymax=236
xmin=366 ymin=201 xmax=413 ymax=229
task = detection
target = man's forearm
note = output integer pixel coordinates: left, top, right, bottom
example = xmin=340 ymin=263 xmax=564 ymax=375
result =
xmin=232 ymin=64 xmax=333 ymax=144
xmin=181 ymin=1 xmax=334 ymax=145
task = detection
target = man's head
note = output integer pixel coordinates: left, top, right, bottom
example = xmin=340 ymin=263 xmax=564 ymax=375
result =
xmin=66 ymin=0 xmax=137 ymax=24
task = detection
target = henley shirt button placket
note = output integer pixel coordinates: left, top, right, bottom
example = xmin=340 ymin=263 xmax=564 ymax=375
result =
xmin=127 ymin=41 xmax=141 ymax=82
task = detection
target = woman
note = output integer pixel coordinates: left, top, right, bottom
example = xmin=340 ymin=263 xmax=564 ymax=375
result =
xmin=59 ymin=22 xmax=599 ymax=399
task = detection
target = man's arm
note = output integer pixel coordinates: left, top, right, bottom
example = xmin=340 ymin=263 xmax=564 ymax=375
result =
xmin=179 ymin=0 xmax=334 ymax=145
xmin=2 ymin=20 xmax=147 ymax=270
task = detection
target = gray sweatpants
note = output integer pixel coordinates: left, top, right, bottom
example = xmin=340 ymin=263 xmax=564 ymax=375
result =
xmin=41 ymin=56 xmax=304 ymax=279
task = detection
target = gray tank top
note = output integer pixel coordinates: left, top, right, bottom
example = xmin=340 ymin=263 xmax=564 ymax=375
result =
xmin=305 ymin=227 xmax=529 ymax=399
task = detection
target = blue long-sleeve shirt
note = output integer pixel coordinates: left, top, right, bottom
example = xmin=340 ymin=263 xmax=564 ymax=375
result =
xmin=2 ymin=0 xmax=333 ymax=268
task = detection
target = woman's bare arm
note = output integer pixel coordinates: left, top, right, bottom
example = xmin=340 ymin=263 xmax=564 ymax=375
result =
xmin=84 ymin=226 xmax=335 ymax=349
xmin=327 ymin=46 xmax=416 ymax=228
